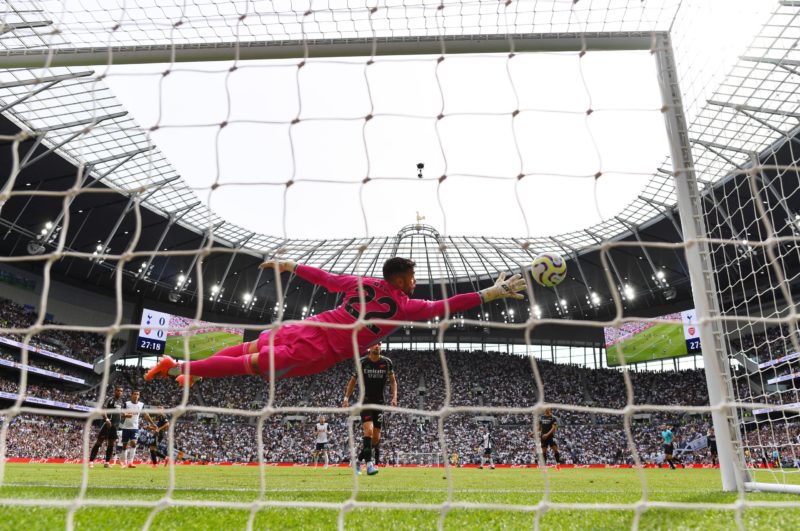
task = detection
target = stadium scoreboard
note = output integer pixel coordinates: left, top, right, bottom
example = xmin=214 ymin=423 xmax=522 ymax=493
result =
xmin=681 ymin=309 xmax=702 ymax=355
xmin=137 ymin=308 xmax=169 ymax=354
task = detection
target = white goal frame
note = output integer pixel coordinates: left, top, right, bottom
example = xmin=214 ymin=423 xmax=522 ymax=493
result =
xmin=7 ymin=20 xmax=800 ymax=502
xmin=0 ymin=29 xmax=774 ymax=496
xmin=652 ymin=32 xmax=748 ymax=493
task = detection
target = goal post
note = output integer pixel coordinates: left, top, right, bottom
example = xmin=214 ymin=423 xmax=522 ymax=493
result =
xmin=653 ymin=33 xmax=748 ymax=493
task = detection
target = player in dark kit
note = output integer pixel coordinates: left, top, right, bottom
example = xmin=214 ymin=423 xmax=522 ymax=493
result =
xmin=136 ymin=409 xmax=193 ymax=466
xmin=148 ymin=408 xmax=170 ymax=467
xmin=343 ymin=343 xmax=397 ymax=476
xmin=88 ymin=386 xmax=125 ymax=468
xmin=707 ymin=427 xmax=718 ymax=466
xmin=538 ymin=408 xmax=561 ymax=466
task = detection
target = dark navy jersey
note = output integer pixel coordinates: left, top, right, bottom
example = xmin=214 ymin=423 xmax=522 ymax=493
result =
xmin=539 ymin=415 xmax=557 ymax=437
xmin=353 ymin=355 xmax=394 ymax=404
xmin=153 ymin=414 xmax=169 ymax=431
xmin=103 ymin=397 xmax=125 ymax=428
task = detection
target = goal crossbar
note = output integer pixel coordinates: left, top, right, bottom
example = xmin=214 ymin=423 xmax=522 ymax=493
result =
xmin=0 ymin=32 xmax=658 ymax=68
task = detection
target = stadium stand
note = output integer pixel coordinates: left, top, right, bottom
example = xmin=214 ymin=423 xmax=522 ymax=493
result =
xmin=0 ymin=298 xmax=121 ymax=366
xmin=3 ymin=292 xmax=797 ymax=468
xmin=0 ymin=349 xmax=734 ymax=466
xmin=729 ymin=324 xmax=797 ymax=365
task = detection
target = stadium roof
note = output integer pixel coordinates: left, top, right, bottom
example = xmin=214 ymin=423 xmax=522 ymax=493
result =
xmin=0 ymin=1 xmax=797 ymax=283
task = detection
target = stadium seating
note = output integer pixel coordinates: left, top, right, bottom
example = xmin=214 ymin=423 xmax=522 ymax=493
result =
xmin=0 ymin=349 xmax=723 ymax=465
xmin=3 ymin=296 xmax=796 ymax=466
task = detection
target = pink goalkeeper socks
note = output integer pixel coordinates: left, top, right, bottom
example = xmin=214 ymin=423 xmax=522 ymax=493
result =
xmin=179 ymin=355 xmax=251 ymax=378
xmin=210 ymin=343 xmax=249 ymax=358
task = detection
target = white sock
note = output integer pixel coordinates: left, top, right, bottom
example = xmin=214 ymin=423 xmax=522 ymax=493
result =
xmin=127 ymin=447 xmax=135 ymax=465
xmin=480 ymin=457 xmax=485 ymax=466
xmin=490 ymin=457 xmax=494 ymax=467
xmin=313 ymin=454 xmax=318 ymax=466
xmin=324 ymin=454 xmax=329 ymax=466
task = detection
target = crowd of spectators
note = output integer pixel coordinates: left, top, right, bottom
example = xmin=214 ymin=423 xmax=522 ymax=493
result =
xmin=729 ymin=324 xmax=800 ymax=365
xmin=727 ymin=323 xmax=800 ymax=420
xmin=0 ymin=350 xmax=90 ymax=381
xmin=0 ymin=298 xmax=121 ymax=366
xmin=2 ymin=293 xmax=799 ymax=468
xmin=736 ymin=382 xmax=800 ymax=420
xmin=6 ymin=348 xmax=796 ymax=467
xmin=11 ymin=409 xmax=792 ymax=466
xmin=0 ymin=377 xmax=94 ymax=408
xmin=2 ymin=416 xmax=86 ymax=459
xmin=0 ymin=306 xmax=797 ymax=468
xmin=742 ymin=422 xmax=800 ymax=467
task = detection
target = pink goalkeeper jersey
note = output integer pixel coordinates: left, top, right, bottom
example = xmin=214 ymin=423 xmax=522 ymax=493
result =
xmin=272 ymin=264 xmax=481 ymax=365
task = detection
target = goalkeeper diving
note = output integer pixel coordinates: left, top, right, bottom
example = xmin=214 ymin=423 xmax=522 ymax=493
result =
xmin=146 ymin=257 xmax=526 ymax=384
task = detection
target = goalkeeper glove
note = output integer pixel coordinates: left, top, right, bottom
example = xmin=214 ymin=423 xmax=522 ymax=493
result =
xmin=479 ymin=272 xmax=526 ymax=303
xmin=258 ymin=259 xmax=297 ymax=273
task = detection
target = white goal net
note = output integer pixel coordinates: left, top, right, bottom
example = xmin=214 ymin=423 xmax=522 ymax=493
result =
xmin=0 ymin=0 xmax=799 ymax=529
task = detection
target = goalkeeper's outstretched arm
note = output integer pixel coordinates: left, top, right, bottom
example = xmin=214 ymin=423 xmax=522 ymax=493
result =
xmin=259 ymin=260 xmax=360 ymax=293
xmin=404 ymin=271 xmax=527 ymax=321
xmin=260 ymin=258 xmax=527 ymax=322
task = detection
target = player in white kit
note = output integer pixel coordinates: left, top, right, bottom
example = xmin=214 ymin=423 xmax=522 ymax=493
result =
xmin=479 ymin=426 xmax=495 ymax=470
xmin=312 ymin=416 xmax=331 ymax=469
xmin=120 ymin=389 xmax=157 ymax=468
xmin=111 ymin=429 xmax=124 ymax=467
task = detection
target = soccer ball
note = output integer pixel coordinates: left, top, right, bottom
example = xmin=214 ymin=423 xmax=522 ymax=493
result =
xmin=531 ymin=253 xmax=567 ymax=287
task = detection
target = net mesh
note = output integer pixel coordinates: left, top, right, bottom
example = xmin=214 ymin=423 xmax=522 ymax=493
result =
xmin=0 ymin=0 xmax=799 ymax=529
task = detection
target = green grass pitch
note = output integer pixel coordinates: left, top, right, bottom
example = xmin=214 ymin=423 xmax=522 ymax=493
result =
xmin=606 ymin=322 xmax=687 ymax=366
xmin=164 ymin=331 xmax=243 ymax=361
xmin=1 ymin=465 xmax=799 ymax=530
